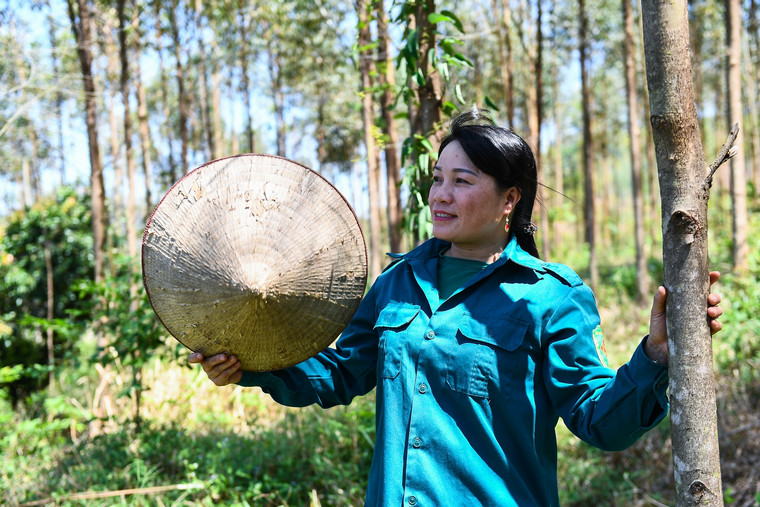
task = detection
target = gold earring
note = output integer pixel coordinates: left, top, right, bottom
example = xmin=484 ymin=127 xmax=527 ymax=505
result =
xmin=505 ymin=216 xmax=510 ymax=233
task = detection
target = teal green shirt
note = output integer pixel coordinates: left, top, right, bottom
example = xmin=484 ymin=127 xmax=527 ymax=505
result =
xmin=239 ymin=236 xmax=669 ymax=506
xmin=437 ymin=250 xmax=488 ymax=300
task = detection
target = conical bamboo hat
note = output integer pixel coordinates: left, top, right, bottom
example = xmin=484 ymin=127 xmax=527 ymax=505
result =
xmin=142 ymin=154 xmax=368 ymax=372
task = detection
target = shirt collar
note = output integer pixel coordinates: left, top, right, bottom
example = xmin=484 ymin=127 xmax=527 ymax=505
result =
xmin=387 ymin=236 xmax=544 ymax=272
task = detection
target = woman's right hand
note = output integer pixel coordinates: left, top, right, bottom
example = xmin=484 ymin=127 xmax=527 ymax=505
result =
xmin=188 ymin=352 xmax=243 ymax=386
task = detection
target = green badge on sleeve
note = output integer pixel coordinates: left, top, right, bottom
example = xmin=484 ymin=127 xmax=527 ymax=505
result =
xmin=592 ymin=325 xmax=610 ymax=368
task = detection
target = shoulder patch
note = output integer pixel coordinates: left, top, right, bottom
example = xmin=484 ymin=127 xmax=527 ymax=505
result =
xmin=592 ymin=325 xmax=610 ymax=368
xmin=541 ymin=262 xmax=584 ymax=287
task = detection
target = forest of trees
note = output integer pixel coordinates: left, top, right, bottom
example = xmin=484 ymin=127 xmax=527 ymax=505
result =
xmin=1 ymin=0 xmax=759 ymax=505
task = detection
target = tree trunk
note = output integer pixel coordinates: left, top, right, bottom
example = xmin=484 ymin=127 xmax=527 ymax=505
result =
xmin=579 ymin=0 xmax=597 ymax=290
xmin=169 ymin=0 xmax=189 ymax=175
xmin=492 ymin=0 xmax=514 ymax=125
xmin=67 ymin=0 xmax=108 ymax=284
xmin=408 ymin=0 xmax=444 ymax=215
xmin=212 ymin=61 xmax=223 ymax=159
xmin=118 ymin=0 xmax=137 ymax=260
xmin=640 ymin=2 xmax=724 ymax=504
xmin=48 ymin=14 xmax=66 ymax=185
xmin=748 ymin=0 xmax=760 ymax=195
xmin=237 ymin=0 xmax=255 ymax=153
xmin=356 ymin=0 xmax=382 ymax=280
xmin=194 ymin=0 xmax=215 ymax=161
xmin=623 ymin=0 xmax=648 ymax=303
xmin=375 ymin=0 xmax=403 ymax=253
xmin=725 ymin=0 xmax=748 ymax=273
xmin=155 ymin=1 xmax=177 ymax=184
xmin=132 ymin=6 xmax=153 ymax=217
xmin=269 ymin=49 xmax=287 ymax=158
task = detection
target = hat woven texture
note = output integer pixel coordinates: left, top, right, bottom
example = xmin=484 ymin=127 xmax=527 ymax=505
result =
xmin=142 ymin=154 xmax=368 ymax=372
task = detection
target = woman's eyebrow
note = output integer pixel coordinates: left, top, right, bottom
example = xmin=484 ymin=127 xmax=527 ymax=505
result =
xmin=433 ymin=166 xmax=479 ymax=176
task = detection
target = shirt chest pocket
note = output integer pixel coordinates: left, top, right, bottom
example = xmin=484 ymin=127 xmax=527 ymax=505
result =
xmin=373 ymin=304 xmax=420 ymax=379
xmin=445 ymin=316 xmax=529 ymax=399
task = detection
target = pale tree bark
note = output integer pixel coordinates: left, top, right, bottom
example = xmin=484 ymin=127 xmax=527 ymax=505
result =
xmin=549 ymin=12 xmax=564 ymax=255
xmin=356 ymin=0 xmax=382 ymax=280
xmin=102 ymin=19 xmax=123 ymax=232
xmin=212 ymin=61 xmax=223 ymax=159
xmin=748 ymin=0 xmax=760 ymax=194
xmin=118 ymin=0 xmax=137 ymax=261
xmin=492 ymin=0 xmax=514 ymax=126
xmin=515 ymin=0 xmax=547 ymax=259
xmin=67 ymin=0 xmax=108 ymax=284
xmin=169 ymin=0 xmax=189 ymax=175
xmin=268 ymin=46 xmax=287 ymax=158
xmin=375 ymin=0 xmax=403 ymax=253
xmin=48 ymin=14 xmax=66 ymax=185
xmin=132 ymin=6 xmax=153 ymax=217
xmin=725 ymin=0 xmax=748 ymax=274
xmin=579 ymin=0 xmax=598 ymax=291
xmin=237 ymin=0 xmax=255 ymax=153
xmin=641 ymin=1 xmax=726 ymax=504
xmin=155 ymin=1 xmax=177 ymax=183
xmin=194 ymin=0 xmax=215 ymax=161
xmin=623 ymin=0 xmax=648 ymax=303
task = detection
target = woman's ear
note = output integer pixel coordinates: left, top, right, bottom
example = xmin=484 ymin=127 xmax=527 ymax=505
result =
xmin=504 ymin=187 xmax=521 ymax=214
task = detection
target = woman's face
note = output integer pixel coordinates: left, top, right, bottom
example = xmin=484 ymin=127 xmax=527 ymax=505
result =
xmin=429 ymin=140 xmax=520 ymax=259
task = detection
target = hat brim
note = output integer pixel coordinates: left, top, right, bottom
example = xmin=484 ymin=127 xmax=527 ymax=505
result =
xmin=141 ymin=154 xmax=368 ymax=372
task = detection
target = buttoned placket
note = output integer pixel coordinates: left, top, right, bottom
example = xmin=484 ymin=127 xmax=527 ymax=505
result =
xmin=402 ymin=322 xmax=439 ymax=506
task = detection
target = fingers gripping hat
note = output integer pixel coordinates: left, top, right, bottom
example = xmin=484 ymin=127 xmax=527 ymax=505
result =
xmin=142 ymin=154 xmax=368 ymax=372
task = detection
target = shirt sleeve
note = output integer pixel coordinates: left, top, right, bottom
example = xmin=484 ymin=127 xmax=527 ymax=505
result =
xmin=236 ymin=284 xmax=380 ymax=408
xmin=543 ymin=283 xmax=669 ymax=451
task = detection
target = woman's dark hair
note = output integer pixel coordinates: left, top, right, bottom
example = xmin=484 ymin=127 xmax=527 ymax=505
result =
xmin=438 ymin=108 xmax=539 ymax=258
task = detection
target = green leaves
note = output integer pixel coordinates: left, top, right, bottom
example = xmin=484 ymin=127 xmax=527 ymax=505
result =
xmin=428 ymin=10 xmax=465 ymax=33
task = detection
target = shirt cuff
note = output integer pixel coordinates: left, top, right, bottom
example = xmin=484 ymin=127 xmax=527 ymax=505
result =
xmin=632 ymin=335 xmax=669 ymax=409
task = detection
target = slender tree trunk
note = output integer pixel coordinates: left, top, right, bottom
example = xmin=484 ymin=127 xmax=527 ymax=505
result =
xmin=237 ymin=0 xmax=255 ymax=153
xmin=48 ymin=14 xmax=66 ymax=185
xmin=67 ymin=0 xmax=108 ymax=284
xmin=375 ymin=0 xmax=403 ymax=253
xmin=194 ymin=0 xmax=214 ymax=161
xmin=155 ymin=1 xmax=177 ymax=184
xmin=408 ymin=0 xmax=444 ymax=217
xmin=212 ymin=62 xmax=223 ymax=159
xmin=132 ymin=6 xmax=153 ymax=217
xmin=118 ymin=0 xmax=137 ymax=260
xmin=492 ymin=0 xmax=514 ymax=125
xmin=268 ymin=46 xmax=287 ymax=158
xmin=169 ymin=0 xmax=189 ymax=175
xmin=623 ymin=0 xmax=648 ymax=302
xmin=641 ymin=2 xmax=724 ymax=504
xmin=357 ymin=0 xmax=382 ymax=280
xmin=749 ymin=0 xmax=760 ymax=194
xmin=579 ymin=0 xmax=597 ymax=290
xmin=725 ymin=0 xmax=748 ymax=273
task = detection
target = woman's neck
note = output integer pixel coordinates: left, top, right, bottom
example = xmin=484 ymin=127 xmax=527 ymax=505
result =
xmin=444 ymin=241 xmax=507 ymax=264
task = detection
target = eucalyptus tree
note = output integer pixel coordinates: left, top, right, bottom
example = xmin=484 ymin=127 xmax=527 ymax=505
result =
xmin=622 ymin=0 xmax=648 ymax=303
xmin=641 ymin=1 xmax=728 ymax=503
xmin=66 ymin=0 xmax=108 ymax=284
xmin=725 ymin=0 xmax=748 ymax=274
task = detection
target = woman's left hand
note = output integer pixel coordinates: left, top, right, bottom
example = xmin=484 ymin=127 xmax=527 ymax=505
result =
xmin=645 ymin=271 xmax=723 ymax=365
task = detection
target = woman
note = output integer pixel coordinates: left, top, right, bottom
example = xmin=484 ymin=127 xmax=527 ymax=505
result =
xmin=190 ymin=109 xmax=723 ymax=506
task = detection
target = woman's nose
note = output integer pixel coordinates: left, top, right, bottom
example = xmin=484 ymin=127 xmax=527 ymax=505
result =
xmin=432 ymin=185 xmax=452 ymax=203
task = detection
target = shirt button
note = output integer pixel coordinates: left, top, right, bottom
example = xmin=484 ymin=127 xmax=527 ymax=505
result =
xmin=408 ymin=496 xmax=418 ymax=505
xmin=418 ymin=383 xmax=428 ymax=394
xmin=412 ymin=437 xmax=422 ymax=448
xmin=425 ymin=330 xmax=435 ymax=340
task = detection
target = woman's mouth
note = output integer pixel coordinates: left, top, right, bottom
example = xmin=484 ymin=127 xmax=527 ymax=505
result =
xmin=433 ymin=211 xmax=456 ymax=221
